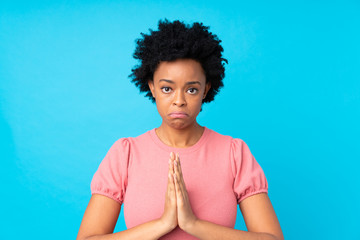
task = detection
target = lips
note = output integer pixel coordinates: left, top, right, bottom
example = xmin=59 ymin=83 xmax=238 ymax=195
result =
xmin=169 ymin=112 xmax=188 ymax=118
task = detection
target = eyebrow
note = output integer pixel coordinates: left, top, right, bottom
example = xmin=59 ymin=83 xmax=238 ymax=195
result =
xmin=159 ymin=79 xmax=201 ymax=85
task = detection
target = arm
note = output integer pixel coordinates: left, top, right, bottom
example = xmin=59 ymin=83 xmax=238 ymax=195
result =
xmin=183 ymin=193 xmax=284 ymax=240
xmin=172 ymin=154 xmax=284 ymax=240
xmin=77 ymin=155 xmax=178 ymax=240
xmin=76 ymin=194 xmax=170 ymax=240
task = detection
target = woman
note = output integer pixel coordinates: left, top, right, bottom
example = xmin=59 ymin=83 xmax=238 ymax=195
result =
xmin=77 ymin=19 xmax=284 ymax=240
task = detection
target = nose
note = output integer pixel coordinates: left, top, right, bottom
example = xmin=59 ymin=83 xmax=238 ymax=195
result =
xmin=173 ymin=90 xmax=186 ymax=107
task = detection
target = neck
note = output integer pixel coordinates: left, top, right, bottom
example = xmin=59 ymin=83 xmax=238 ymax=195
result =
xmin=155 ymin=122 xmax=204 ymax=148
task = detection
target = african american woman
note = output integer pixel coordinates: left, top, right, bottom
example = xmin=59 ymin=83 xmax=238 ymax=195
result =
xmin=77 ymin=19 xmax=284 ymax=240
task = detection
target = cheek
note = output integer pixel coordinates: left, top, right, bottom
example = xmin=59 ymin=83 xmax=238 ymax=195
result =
xmin=155 ymin=95 xmax=171 ymax=113
xmin=188 ymin=97 xmax=203 ymax=110
xmin=191 ymin=94 xmax=204 ymax=104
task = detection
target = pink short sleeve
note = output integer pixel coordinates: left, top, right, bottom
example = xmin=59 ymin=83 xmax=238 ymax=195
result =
xmin=230 ymin=138 xmax=268 ymax=203
xmin=90 ymin=138 xmax=130 ymax=204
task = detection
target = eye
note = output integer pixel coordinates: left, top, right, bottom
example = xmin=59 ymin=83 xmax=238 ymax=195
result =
xmin=187 ymin=88 xmax=198 ymax=94
xmin=161 ymin=87 xmax=172 ymax=93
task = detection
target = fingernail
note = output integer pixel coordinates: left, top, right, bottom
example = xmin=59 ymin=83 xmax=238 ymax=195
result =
xmin=170 ymin=152 xmax=174 ymax=158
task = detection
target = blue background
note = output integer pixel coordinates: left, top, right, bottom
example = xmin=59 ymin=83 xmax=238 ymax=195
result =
xmin=1 ymin=0 xmax=359 ymax=239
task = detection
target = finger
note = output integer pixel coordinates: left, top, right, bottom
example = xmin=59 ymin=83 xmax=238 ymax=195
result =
xmin=166 ymin=173 xmax=171 ymax=201
xmin=171 ymin=152 xmax=176 ymax=174
xmin=168 ymin=159 xmax=176 ymax=201
xmin=167 ymin=159 xmax=175 ymax=193
xmin=174 ymin=168 xmax=187 ymax=201
xmin=167 ymin=167 xmax=173 ymax=189
xmin=176 ymin=153 xmax=185 ymax=184
xmin=169 ymin=172 xmax=177 ymax=202
xmin=169 ymin=159 xmax=174 ymax=186
xmin=174 ymin=155 xmax=186 ymax=191
xmin=176 ymin=153 xmax=181 ymax=167
xmin=173 ymin=173 xmax=184 ymax=205
xmin=174 ymin=159 xmax=184 ymax=192
xmin=174 ymin=165 xmax=187 ymax=202
xmin=169 ymin=158 xmax=174 ymax=177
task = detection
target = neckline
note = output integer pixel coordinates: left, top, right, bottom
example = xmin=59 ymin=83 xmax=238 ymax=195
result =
xmin=149 ymin=126 xmax=210 ymax=154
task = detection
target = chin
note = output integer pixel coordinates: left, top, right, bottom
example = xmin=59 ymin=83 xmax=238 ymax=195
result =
xmin=169 ymin=121 xmax=188 ymax=130
xmin=168 ymin=118 xmax=199 ymax=130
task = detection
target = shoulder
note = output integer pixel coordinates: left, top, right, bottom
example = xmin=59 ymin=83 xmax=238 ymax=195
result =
xmin=205 ymin=128 xmax=256 ymax=167
xmin=108 ymin=129 xmax=155 ymax=154
xmin=205 ymin=127 xmax=246 ymax=149
xmin=205 ymin=127 xmax=233 ymax=142
xmin=112 ymin=137 xmax=130 ymax=147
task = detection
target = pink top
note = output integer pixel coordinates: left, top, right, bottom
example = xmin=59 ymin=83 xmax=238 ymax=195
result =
xmin=91 ymin=127 xmax=268 ymax=239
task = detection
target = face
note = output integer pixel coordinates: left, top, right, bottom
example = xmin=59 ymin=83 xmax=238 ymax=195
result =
xmin=148 ymin=58 xmax=211 ymax=130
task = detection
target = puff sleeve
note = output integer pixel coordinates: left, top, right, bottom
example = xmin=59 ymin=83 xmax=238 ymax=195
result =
xmin=90 ymin=138 xmax=130 ymax=204
xmin=230 ymin=138 xmax=268 ymax=203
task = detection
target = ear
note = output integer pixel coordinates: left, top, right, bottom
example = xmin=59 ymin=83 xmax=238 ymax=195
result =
xmin=148 ymin=80 xmax=155 ymax=98
xmin=203 ymin=82 xmax=211 ymax=99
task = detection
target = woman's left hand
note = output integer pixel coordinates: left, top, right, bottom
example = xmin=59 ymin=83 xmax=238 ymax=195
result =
xmin=171 ymin=152 xmax=198 ymax=231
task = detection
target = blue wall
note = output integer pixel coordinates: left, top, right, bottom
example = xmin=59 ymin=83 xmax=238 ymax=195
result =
xmin=1 ymin=1 xmax=359 ymax=239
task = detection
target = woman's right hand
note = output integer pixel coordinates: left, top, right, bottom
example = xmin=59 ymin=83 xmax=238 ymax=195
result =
xmin=159 ymin=152 xmax=178 ymax=232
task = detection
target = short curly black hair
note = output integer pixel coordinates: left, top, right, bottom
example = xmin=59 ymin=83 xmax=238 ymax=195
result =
xmin=129 ymin=19 xmax=228 ymax=103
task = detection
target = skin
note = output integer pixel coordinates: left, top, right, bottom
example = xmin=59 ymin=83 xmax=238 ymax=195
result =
xmin=76 ymin=58 xmax=284 ymax=240
xmin=148 ymin=58 xmax=211 ymax=148
xmin=147 ymin=58 xmax=210 ymax=229
xmin=166 ymin=150 xmax=284 ymax=240
xmin=172 ymin=151 xmax=198 ymax=230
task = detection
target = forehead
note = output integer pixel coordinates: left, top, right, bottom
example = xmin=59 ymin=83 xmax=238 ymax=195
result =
xmin=153 ymin=59 xmax=206 ymax=84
